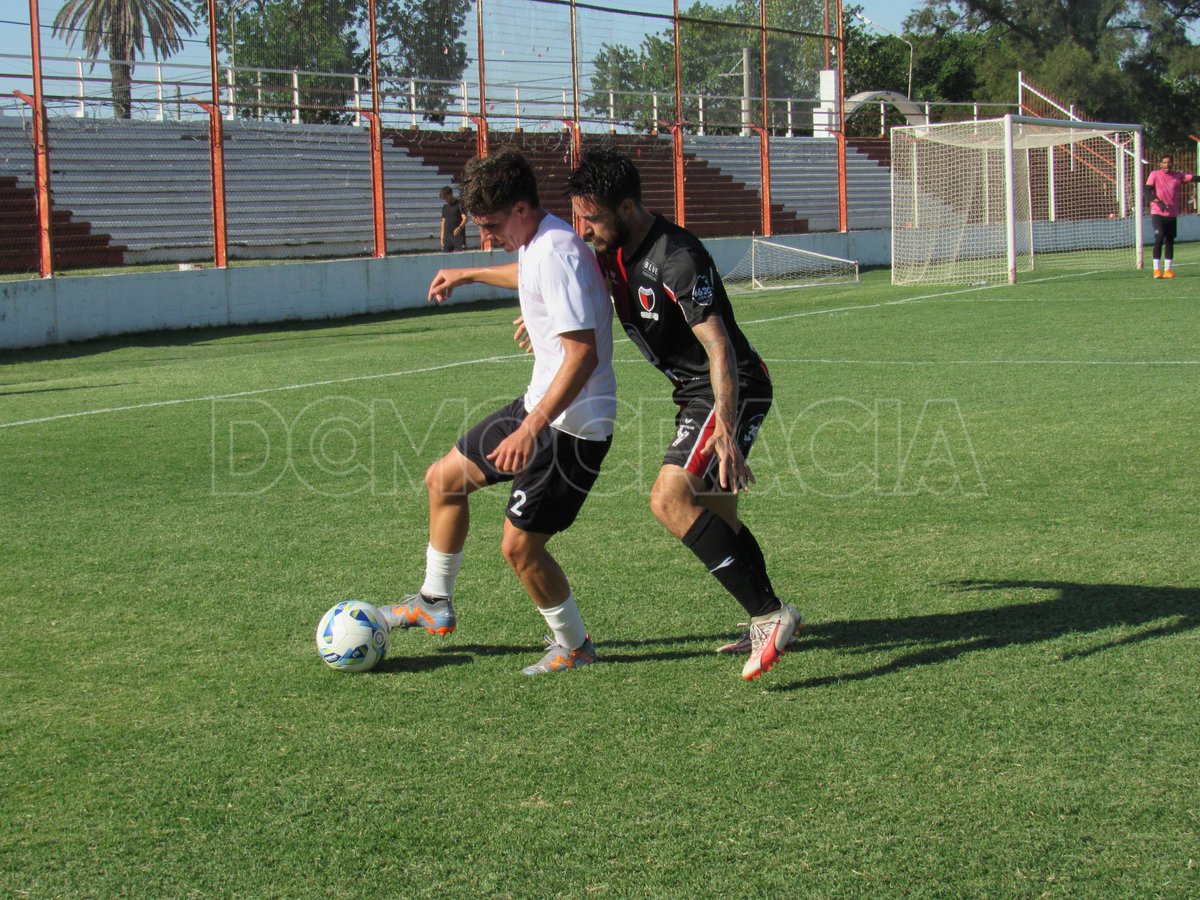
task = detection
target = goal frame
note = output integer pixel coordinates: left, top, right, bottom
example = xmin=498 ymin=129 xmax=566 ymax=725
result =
xmin=724 ymin=237 xmax=860 ymax=294
xmin=891 ymin=114 xmax=1144 ymax=285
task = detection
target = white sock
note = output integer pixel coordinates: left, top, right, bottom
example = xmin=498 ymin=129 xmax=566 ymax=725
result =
xmin=538 ymin=593 xmax=587 ymax=650
xmin=1154 ymin=259 xmax=1162 ymax=269
xmin=1165 ymin=259 xmax=1173 ymax=271
xmin=421 ymin=544 xmax=463 ymax=599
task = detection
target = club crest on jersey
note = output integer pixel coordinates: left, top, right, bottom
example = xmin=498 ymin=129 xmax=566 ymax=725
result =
xmin=694 ymin=273 xmax=715 ymax=306
xmin=637 ymin=286 xmax=659 ymax=321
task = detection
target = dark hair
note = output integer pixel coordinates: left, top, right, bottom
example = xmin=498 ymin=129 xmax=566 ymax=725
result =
xmin=439 ymin=186 xmax=455 ymax=201
xmin=459 ymin=147 xmax=539 ymax=216
xmin=565 ymin=146 xmax=642 ymax=210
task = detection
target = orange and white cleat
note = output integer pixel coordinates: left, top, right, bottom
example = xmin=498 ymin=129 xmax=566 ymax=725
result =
xmin=741 ymin=603 xmax=803 ymax=681
xmin=521 ymin=635 xmax=596 ymax=676
xmin=1163 ymin=270 xmax=1176 ymax=279
xmin=383 ymin=593 xmax=456 ymax=636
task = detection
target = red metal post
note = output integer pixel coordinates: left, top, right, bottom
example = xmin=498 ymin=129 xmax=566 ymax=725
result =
xmin=204 ymin=0 xmax=228 ymax=267
xmin=672 ymin=0 xmax=685 ymax=226
xmin=561 ymin=118 xmax=583 ymax=232
xmin=836 ymin=0 xmax=848 ymax=233
xmin=758 ymin=0 xmax=772 ymax=237
xmin=365 ymin=0 xmax=386 ymax=258
xmin=468 ymin=115 xmax=491 ymax=250
xmin=197 ymin=102 xmax=228 ymax=267
xmin=23 ymin=0 xmax=53 ymax=278
xmin=363 ymin=112 xmax=387 ymax=258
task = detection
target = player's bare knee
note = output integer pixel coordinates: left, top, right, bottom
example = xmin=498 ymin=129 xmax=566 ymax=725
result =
xmin=500 ymin=529 xmax=537 ymax=574
xmin=425 ymin=455 xmax=462 ymax=501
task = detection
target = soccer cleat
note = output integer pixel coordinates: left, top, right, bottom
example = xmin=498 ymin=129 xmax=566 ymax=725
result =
xmin=521 ymin=635 xmax=597 ymax=676
xmin=716 ymin=623 xmax=799 ymax=654
xmin=384 ymin=593 xmax=456 ymax=636
xmin=716 ymin=629 xmax=754 ymax=654
xmin=1153 ymin=269 xmax=1162 ymax=279
xmin=1163 ymin=270 xmax=1176 ymax=279
xmin=741 ymin=603 xmax=803 ymax=681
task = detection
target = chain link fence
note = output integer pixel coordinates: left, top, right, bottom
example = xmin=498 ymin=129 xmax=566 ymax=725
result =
xmin=4 ymin=0 xmax=871 ymax=276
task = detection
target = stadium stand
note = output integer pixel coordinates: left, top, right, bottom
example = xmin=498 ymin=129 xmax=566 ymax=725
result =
xmin=0 ymin=117 xmax=893 ymax=274
xmin=689 ymin=135 xmax=891 ymax=232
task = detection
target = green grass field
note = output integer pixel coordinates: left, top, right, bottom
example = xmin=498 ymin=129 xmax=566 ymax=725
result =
xmin=2 ymin=251 xmax=1198 ymax=897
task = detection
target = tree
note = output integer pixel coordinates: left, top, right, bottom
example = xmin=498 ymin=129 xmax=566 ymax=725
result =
xmin=198 ymin=0 xmax=473 ymax=125
xmin=586 ymin=0 xmax=829 ymax=134
xmin=52 ymin=0 xmax=196 ymax=119
xmin=371 ymin=0 xmax=474 ymax=124
xmin=213 ymin=0 xmax=363 ymax=124
xmin=905 ymin=0 xmax=1200 ymax=145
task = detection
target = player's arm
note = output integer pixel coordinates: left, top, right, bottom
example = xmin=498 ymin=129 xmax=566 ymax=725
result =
xmin=487 ymin=328 xmax=598 ymax=473
xmin=691 ymin=316 xmax=753 ymax=493
xmin=428 ymin=261 xmax=518 ymax=303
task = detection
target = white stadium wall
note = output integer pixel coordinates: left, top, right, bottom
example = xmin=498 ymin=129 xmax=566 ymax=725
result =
xmin=2 ymin=222 xmax=1192 ymax=350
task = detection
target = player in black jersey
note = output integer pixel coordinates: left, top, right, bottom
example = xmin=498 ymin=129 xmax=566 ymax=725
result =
xmin=564 ymin=147 xmax=802 ymax=681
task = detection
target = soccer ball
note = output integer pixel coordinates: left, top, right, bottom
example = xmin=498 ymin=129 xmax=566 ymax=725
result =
xmin=315 ymin=601 xmax=390 ymax=672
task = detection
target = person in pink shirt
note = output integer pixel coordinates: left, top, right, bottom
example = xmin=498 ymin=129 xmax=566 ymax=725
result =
xmin=1146 ymin=154 xmax=1196 ymax=278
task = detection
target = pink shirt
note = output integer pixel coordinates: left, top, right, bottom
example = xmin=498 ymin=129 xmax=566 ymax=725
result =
xmin=1146 ymin=169 xmax=1195 ymax=218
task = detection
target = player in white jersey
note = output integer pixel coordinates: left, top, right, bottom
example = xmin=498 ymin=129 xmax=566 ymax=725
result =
xmin=380 ymin=148 xmax=617 ymax=676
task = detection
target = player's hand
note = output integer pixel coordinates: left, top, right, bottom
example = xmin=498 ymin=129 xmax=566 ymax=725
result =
xmin=703 ymin=428 xmax=754 ymax=493
xmin=428 ymin=268 xmax=471 ymax=303
xmin=513 ymin=315 xmax=532 ymax=353
xmin=487 ymin=425 xmax=536 ymax=474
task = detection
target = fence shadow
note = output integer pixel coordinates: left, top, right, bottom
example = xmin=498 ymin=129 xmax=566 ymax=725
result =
xmin=773 ymin=580 xmax=1200 ymax=691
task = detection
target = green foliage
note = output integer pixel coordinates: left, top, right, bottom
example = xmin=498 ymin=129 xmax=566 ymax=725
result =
xmin=372 ymin=0 xmax=474 ymax=124
xmin=906 ymin=0 xmax=1200 ymax=145
xmin=51 ymin=0 xmax=196 ymax=119
xmin=222 ymin=0 xmax=362 ymax=124
xmin=586 ymin=0 xmax=828 ymax=134
xmin=188 ymin=0 xmax=473 ymax=125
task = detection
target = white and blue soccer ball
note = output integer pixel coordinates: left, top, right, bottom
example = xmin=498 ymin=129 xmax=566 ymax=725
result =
xmin=316 ymin=601 xmax=390 ymax=672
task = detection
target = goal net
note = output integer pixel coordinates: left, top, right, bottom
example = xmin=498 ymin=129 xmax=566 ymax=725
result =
xmin=723 ymin=238 xmax=859 ymax=294
xmin=891 ymin=115 xmax=1143 ymax=285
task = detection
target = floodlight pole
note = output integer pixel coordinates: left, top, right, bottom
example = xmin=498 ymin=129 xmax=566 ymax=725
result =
xmin=854 ymin=12 xmax=914 ymax=99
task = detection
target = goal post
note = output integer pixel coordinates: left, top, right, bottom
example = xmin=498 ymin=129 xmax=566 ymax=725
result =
xmin=891 ymin=115 xmax=1143 ymax=285
xmin=723 ymin=238 xmax=859 ymax=295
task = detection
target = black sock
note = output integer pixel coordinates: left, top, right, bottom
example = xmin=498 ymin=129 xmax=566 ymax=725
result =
xmin=681 ymin=510 xmax=780 ymax=618
xmin=736 ymin=523 xmax=777 ymax=600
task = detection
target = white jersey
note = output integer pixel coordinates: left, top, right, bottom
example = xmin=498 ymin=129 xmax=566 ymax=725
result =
xmin=517 ymin=213 xmax=617 ymax=440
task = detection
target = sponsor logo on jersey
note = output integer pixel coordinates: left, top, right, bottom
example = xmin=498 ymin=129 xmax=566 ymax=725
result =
xmin=694 ymin=273 xmax=714 ymax=306
xmin=642 ymin=259 xmax=660 ymax=278
xmin=637 ymin=286 xmax=659 ymax=321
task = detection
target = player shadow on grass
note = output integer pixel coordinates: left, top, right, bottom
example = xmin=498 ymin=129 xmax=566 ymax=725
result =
xmin=772 ymin=579 xmax=1200 ymax=691
xmin=378 ymin=636 xmax=734 ymax=670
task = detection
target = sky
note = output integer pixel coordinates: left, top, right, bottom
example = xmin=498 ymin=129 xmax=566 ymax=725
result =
xmin=1 ymin=1 xmax=913 ymax=90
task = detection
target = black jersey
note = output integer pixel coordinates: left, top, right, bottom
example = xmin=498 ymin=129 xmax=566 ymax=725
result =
xmin=598 ymin=215 xmax=769 ymax=401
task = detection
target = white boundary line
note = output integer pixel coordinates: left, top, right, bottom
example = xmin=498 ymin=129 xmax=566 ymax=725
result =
xmin=0 ymin=270 xmax=1176 ymax=430
xmin=762 ymin=358 xmax=1200 ymax=367
xmin=0 ymin=354 xmax=525 ymax=429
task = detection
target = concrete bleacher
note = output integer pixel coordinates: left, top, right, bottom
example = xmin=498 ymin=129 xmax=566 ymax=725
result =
xmin=687 ymin=135 xmax=891 ymax=232
xmin=388 ymin=129 xmax=795 ymax=239
xmin=0 ymin=118 xmax=893 ymax=275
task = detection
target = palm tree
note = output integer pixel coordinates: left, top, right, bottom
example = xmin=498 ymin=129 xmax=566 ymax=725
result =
xmin=52 ymin=0 xmax=196 ymax=119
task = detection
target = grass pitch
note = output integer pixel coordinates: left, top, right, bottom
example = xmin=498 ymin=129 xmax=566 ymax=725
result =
xmin=2 ymin=250 xmax=1198 ymax=896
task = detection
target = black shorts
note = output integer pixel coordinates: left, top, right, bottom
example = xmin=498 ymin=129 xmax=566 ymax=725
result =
xmin=663 ymin=381 xmax=773 ymax=487
xmin=1151 ymin=214 xmax=1177 ymax=242
xmin=456 ymin=397 xmax=612 ymax=535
